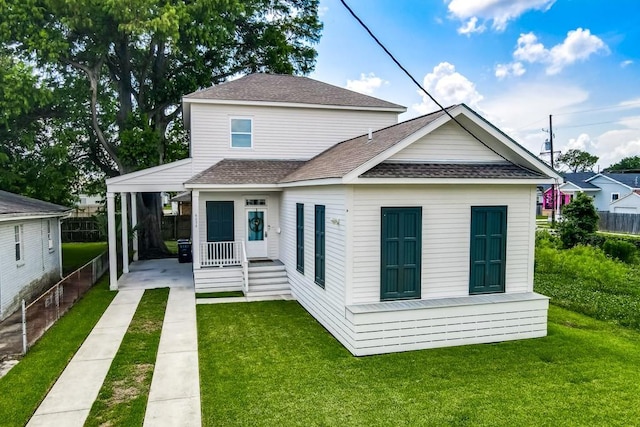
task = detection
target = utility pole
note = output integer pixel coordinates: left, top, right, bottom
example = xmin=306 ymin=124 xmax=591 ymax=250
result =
xmin=549 ymin=114 xmax=556 ymax=225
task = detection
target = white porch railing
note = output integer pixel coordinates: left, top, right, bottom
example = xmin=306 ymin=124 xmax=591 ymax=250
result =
xmin=200 ymin=241 xmax=244 ymax=267
xmin=241 ymin=242 xmax=249 ymax=294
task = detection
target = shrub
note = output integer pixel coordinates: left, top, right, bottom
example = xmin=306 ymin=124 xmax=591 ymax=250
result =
xmin=603 ymin=239 xmax=638 ymax=264
xmin=557 ymin=193 xmax=599 ymax=248
xmin=535 ymin=229 xmax=562 ymax=249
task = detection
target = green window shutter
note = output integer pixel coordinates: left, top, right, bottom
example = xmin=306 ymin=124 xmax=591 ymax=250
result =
xmin=206 ymin=201 xmax=234 ymax=242
xmin=314 ymin=205 xmax=325 ymax=287
xmin=380 ymin=207 xmax=422 ymax=301
xmin=469 ymin=206 xmax=507 ymax=295
xmin=296 ymin=203 xmax=304 ymax=273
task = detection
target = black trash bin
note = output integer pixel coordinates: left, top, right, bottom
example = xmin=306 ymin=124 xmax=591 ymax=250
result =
xmin=177 ymin=239 xmax=192 ymax=263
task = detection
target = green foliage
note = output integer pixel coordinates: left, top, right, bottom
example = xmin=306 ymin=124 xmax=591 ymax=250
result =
xmin=198 ymin=301 xmax=640 ymax=426
xmin=558 ymin=192 xmax=599 ymax=248
xmin=535 ymin=243 xmax=640 ymax=329
xmin=535 ymin=229 xmax=562 ymax=250
xmin=603 ymin=239 xmax=638 ymax=264
xmin=556 ymin=149 xmax=598 ymax=172
xmin=606 ymin=155 xmax=640 ymax=172
xmin=62 ymin=242 xmax=108 ymax=275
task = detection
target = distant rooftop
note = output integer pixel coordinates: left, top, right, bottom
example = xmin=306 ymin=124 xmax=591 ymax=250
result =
xmin=0 ymin=190 xmax=70 ymax=221
xmin=184 ymin=73 xmax=406 ymax=111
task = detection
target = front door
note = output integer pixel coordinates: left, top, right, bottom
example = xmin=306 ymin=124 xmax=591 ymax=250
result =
xmin=469 ymin=206 xmax=507 ymax=294
xmin=380 ymin=207 xmax=422 ymax=301
xmin=206 ymin=201 xmax=234 ymax=242
xmin=246 ymin=208 xmax=268 ymax=258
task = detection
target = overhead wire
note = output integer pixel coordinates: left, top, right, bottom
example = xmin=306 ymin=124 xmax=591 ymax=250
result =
xmin=338 ymin=0 xmax=533 ymax=169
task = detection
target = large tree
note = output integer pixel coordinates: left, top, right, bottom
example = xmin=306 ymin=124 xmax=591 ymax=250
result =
xmin=605 ymin=155 xmax=640 ymax=172
xmin=556 ymin=149 xmax=599 ymax=173
xmin=0 ymin=0 xmax=322 ymax=256
xmin=0 ymin=54 xmax=79 ymax=206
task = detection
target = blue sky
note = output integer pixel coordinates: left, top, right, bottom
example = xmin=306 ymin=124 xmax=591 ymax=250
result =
xmin=310 ymin=0 xmax=640 ymax=169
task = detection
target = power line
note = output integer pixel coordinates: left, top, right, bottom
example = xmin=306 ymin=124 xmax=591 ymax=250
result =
xmin=339 ymin=0 xmax=525 ymax=168
xmin=554 ymin=101 xmax=640 ymax=117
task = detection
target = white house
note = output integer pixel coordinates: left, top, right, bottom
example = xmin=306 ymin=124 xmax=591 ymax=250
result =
xmin=106 ymin=73 xmax=561 ymax=356
xmin=0 ymin=190 xmax=70 ymax=320
xmin=586 ymin=173 xmax=640 ymax=212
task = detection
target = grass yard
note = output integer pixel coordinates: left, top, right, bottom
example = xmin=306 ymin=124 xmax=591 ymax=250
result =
xmin=535 ymin=239 xmax=640 ymax=331
xmin=86 ymin=288 xmax=169 ymax=427
xmin=198 ymin=301 xmax=640 ymax=426
xmin=0 ymin=276 xmax=115 ymax=427
xmin=62 ymin=241 xmax=108 ymax=275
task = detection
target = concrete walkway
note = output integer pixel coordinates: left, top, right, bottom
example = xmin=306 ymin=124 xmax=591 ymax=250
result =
xmin=144 ymin=287 xmax=201 ymax=426
xmin=27 ymin=289 xmax=144 ymax=427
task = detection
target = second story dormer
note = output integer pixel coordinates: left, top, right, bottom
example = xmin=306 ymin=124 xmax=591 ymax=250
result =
xmin=182 ymin=74 xmax=406 ymax=173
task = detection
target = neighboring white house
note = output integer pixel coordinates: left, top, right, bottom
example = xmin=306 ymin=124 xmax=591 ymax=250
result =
xmin=609 ymin=192 xmax=640 ymax=214
xmin=72 ymin=193 xmax=103 ymax=217
xmin=586 ymin=173 xmax=640 ymax=212
xmin=0 ymin=190 xmax=70 ymax=320
xmin=106 ymin=73 xmax=560 ymax=356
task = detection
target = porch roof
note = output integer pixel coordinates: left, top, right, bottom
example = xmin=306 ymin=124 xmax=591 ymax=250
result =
xmin=185 ymin=159 xmax=305 ymax=186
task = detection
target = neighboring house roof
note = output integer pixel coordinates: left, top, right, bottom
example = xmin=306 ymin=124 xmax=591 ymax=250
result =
xmin=604 ymin=173 xmax=640 ymax=189
xmin=186 ymin=159 xmax=305 ymax=185
xmin=360 ymin=163 xmax=545 ymax=179
xmin=280 ymin=109 xmax=450 ymax=183
xmin=0 ymin=190 xmax=71 ymax=221
xmin=183 ymin=73 xmax=406 ymax=111
xmin=563 ymin=172 xmax=599 ymax=189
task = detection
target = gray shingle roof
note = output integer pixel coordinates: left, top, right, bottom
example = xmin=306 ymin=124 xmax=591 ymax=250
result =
xmin=184 ymin=73 xmax=406 ymax=111
xmin=563 ymin=172 xmax=598 ymax=189
xmin=360 ymin=163 xmax=544 ymax=179
xmin=602 ymin=173 xmax=640 ymax=188
xmin=0 ymin=190 xmax=70 ymax=220
xmin=186 ymin=159 xmax=305 ymax=185
xmin=280 ymin=109 xmax=450 ymax=183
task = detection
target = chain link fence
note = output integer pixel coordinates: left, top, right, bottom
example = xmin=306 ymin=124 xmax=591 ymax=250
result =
xmin=21 ymin=251 xmax=109 ymax=353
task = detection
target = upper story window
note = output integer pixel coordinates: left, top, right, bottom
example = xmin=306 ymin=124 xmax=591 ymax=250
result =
xmin=611 ymin=193 xmax=620 ymax=202
xmin=15 ymin=224 xmax=23 ymax=262
xmin=230 ymin=118 xmax=252 ymax=148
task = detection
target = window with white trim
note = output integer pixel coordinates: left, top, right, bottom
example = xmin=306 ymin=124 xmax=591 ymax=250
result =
xmin=47 ymin=219 xmax=53 ymax=250
xmin=611 ymin=193 xmax=620 ymax=202
xmin=230 ymin=118 xmax=253 ymax=148
xmin=15 ymin=224 xmax=23 ymax=262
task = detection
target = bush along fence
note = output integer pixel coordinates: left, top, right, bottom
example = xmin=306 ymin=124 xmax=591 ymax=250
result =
xmin=21 ymin=251 xmax=109 ymax=353
xmin=598 ymin=211 xmax=640 ymax=235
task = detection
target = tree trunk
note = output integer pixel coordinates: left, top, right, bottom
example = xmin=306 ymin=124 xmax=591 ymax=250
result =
xmin=137 ymin=192 xmax=171 ymax=259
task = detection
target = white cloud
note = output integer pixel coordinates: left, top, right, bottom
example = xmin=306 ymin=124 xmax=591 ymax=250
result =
xmin=621 ymin=60 xmax=633 ymax=68
xmin=413 ymin=62 xmax=483 ymax=114
xmin=495 ymin=62 xmax=526 ymax=79
xmin=345 ymin=73 xmax=388 ymax=95
xmin=565 ymin=133 xmax=595 ymax=151
xmin=447 ymin=0 xmax=555 ymax=33
xmin=457 ymin=17 xmax=485 ymax=35
xmin=507 ymin=29 xmax=608 ymax=75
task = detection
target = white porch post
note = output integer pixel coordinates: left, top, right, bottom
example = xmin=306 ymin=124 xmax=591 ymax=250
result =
xmin=121 ymin=192 xmax=129 ymax=274
xmin=131 ymin=192 xmax=138 ymax=261
xmin=57 ymin=218 xmax=63 ymax=279
xmin=107 ymin=192 xmax=118 ymax=290
xmin=192 ymin=190 xmax=200 ymax=269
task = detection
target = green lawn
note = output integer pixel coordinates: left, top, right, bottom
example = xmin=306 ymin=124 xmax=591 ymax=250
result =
xmin=198 ymin=302 xmax=640 ymax=426
xmin=535 ymin=240 xmax=640 ymax=331
xmin=0 ymin=276 xmax=116 ymax=427
xmin=86 ymin=288 xmax=169 ymax=427
xmin=62 ymin=241 xmax=108 ymax=275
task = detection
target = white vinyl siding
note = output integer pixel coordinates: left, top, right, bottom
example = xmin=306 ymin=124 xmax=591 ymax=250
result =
xmin=196 ymin=192 xmax=280 ymax=261
xmin=350 ymin=185 xmax=536 ymax=304
xmin=190 ymin=104 xmax=398 ymax=171
xmin=1 ymin=218 xmax=62 ymax=320
xmin=388 ymin=121 xmax=504 ymax=163
xmin=280 ymin=186 xmax=352 ymax=347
